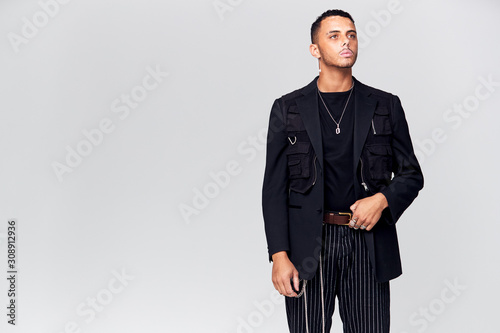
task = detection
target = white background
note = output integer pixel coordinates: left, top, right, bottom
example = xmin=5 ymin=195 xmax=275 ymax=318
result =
xmin=1 ymin=0 xmax=499 ymax=332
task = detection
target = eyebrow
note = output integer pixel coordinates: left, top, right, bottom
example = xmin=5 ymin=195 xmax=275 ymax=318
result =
xmin=327 ymin=30 xmax=357 ymax=34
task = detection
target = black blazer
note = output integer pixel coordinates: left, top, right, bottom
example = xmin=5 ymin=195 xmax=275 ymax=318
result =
xmin=262 ymin=76 xmax=423 ymax=282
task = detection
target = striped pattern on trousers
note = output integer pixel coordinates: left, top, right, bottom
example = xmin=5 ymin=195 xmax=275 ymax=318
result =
xmin=285 ymin=223 xmax=390 ymax=333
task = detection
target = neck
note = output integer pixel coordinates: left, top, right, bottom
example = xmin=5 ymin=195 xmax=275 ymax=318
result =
xmin=317 ymin=67 xmax=353 ymax=92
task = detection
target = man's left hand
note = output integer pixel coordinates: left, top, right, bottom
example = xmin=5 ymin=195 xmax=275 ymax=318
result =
xmin=349 ymin=193 xmax=388 ymax=231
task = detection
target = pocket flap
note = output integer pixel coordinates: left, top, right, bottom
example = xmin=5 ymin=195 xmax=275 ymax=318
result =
xmin=374 ymin=106 xmax=389 ymax=115
xmin=286 ymin=142 xmax=310 ymax=154
xmin=367 ymin=145 xmax=392 ymax=156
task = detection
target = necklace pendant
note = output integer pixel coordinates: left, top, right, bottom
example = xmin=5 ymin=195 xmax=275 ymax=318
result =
xmin=336 ymin=127 xmax=340 ymax=135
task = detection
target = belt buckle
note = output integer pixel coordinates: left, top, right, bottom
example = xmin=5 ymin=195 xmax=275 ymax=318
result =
xmin=338 ymin=212 xmax=352 ymax=225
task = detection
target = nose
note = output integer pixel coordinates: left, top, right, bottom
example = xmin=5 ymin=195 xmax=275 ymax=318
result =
xmin=342 ymin=37 xmax=350 ymax=47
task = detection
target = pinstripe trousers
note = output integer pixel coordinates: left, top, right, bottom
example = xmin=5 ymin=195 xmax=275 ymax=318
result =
xmin=285 ymin=223 xmax=390 ymax=333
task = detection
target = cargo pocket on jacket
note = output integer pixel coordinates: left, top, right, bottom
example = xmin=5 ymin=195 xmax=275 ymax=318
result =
xmin=366 ymin=144 xmax=393 ymax=181
xmin=286 ymin=139 xmax=315 ymax=193
xmin=371 ymin=107 xmax=392 ymax=135
xmin=287 ymin=159 xmax=302 ymax=178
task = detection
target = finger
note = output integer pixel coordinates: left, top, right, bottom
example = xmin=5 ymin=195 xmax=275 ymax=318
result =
xmin=284 ymin=277 xmax=295 ymax=296
xmin=276 ymin=280 xmax=285 ymax=295
xmin=272 ymin=270 xmax=282 ymax=293
xmin=283 ymin=274 xmax=296 ymax=296
xmin=350 ymin=216 xmax=358 ymax=228
xmin=354 ymin=215 xmax=367 ymax=229
xmin=273 ymin=274 xmax=284 ymax=294
xmin=272 ymin=275 xmax=278 ymax=291
xmin=292 ymin=272 xmax=300 ymax=295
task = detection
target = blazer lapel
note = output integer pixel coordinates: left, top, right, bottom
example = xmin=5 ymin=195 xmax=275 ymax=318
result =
xmin=296 ymin=76 xmax=324 ymax=170
xmin=295 ymin=76 xmax=377 ymax=173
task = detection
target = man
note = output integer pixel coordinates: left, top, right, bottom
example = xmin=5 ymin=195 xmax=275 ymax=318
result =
xmin=262 ymin=9 xmax=424 ymax=333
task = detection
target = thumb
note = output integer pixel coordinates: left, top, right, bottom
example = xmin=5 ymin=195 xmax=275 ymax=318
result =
xmin=350 ymin=202 xmax=358 ymax=212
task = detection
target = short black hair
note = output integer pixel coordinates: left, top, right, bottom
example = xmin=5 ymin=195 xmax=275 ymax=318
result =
xmin=311 ymin=9 xmax=355 ymax=44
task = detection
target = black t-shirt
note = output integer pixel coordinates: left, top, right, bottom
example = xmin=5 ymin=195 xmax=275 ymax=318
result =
xmin=317 ymin=86 xmax=356 ymax=212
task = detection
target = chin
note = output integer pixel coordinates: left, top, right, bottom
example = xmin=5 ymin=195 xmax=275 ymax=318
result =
xmin=337 ymin=63 xmax=355 ymax=69
xmin=340 ymin=59 xmax=356 ymax=68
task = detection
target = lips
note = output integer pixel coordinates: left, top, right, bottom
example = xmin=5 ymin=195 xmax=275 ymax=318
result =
xmin=340 ymin=49 xmax=353 ymax=57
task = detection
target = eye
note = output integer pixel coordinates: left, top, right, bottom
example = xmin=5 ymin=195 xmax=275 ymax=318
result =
xmin=330 ymin=35 xmax=338 ymax=39
xmin=348 ymin=34 xmax=357 ymax=39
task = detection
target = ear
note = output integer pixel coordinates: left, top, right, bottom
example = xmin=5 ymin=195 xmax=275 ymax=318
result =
xmin=309 ymin=44 xmax=320 ymax=59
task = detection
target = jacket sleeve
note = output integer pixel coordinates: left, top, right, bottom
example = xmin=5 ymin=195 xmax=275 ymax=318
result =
xmin=380 ymin=95 xmax=424 ymax=224
xmin=262 ymin=98 xmax=290 ymax=262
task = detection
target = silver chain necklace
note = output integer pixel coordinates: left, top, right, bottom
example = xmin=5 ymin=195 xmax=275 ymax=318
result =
xmin=317 ymin=80 xmax=355 ymax=134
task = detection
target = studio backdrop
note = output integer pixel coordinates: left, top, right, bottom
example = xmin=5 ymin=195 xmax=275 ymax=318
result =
xmin=0 ymin=0 xmax=499 ymax=332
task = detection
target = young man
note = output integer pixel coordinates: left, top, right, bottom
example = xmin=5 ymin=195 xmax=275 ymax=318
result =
xmin=262 ymin=9 xmax=424 ymax=333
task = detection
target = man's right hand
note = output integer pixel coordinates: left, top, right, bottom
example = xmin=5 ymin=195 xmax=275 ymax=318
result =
xmin=271 ymin=251 xmax=300 ymax=297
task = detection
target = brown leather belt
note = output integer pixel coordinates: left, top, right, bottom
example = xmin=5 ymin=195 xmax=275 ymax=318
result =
xmin=323 ymin=211 xmax=352 ymax=226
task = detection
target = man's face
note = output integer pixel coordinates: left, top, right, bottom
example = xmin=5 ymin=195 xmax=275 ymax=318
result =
xmin=314 ymin=16 xmax=358 ymax=69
